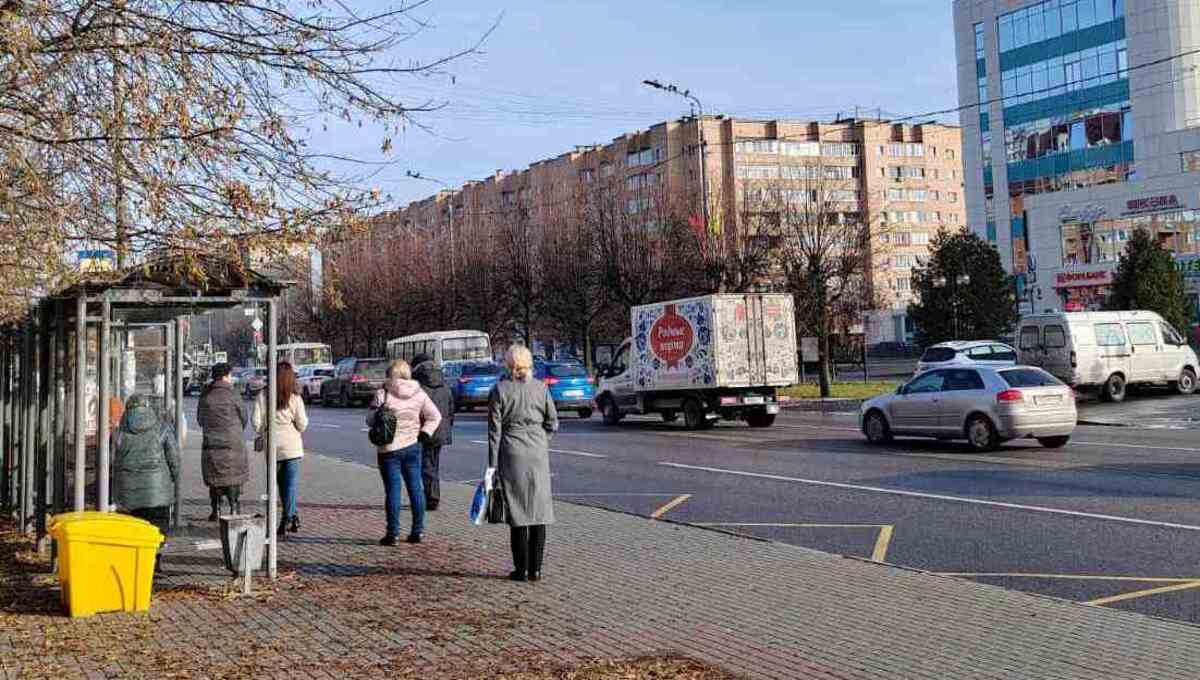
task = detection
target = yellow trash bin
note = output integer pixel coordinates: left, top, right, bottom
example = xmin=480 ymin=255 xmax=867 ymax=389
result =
xmin=48 ymin=511 xmax=164 ymax=618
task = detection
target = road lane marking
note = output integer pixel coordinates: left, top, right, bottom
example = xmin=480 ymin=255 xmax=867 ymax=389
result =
xmin=469 ymin=440 xmax=607 ymax=459
xmin=1087 ymin=580 xmax=1200 ymax=606
xmin=556 ymin=492 xmax=689 ymax=497
xmin=937 ymin=573 xmax=1200 ymax=583
xmin=312 ymin=423 xmax=342 ymax=429
xmin=650 ymin=494 xmax=691 ymax=520
xmin=1073 ymin=441 xmax=1200 ymax=454
xmin=696 ymin=522 xmax=894 ymax=562
xmin=871 ymin=525 xmax=894 ymax=563
xmin=659 ymin=461 xmax=1200 ymax=532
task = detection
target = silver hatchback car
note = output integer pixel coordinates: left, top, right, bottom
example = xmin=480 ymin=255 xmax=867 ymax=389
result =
xmin=914 ymin=340 xmax=1018 ymax=376
xmin=860 ymin=365 xmax=1076 ymax=452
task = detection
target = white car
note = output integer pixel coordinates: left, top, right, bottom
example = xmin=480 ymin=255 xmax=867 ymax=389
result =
xmin=297 ymin=365 xmax=335 ymax=404
xmin=860 ymin=365 xmax=1076 ymax=452
xmin=915 ymin=340 xmax=1018 ymax=376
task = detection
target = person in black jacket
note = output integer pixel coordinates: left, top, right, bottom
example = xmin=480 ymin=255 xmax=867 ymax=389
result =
xmin=412 ymin=354 xmax=454 ymax=511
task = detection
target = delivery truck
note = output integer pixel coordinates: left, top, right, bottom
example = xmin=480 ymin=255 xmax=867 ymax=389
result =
xmin=595 ymin=293 xmax=799 ymax=430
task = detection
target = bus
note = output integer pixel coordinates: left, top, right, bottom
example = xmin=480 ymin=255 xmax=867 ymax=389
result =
xmin=386 ymin=330 xmax=492 ymax=379
xmin=274 ymin=342 xmax=334 ymax=370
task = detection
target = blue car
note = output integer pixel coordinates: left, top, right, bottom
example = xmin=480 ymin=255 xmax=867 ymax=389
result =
xmin=455 ymin=362 xmax=502 ymax=412
xmin=534 ymin=361 xmax=595 ymax=419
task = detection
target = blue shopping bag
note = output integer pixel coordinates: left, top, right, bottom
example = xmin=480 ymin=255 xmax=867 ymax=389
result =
xmin=469 ymin=480 xmax=489 ymax=526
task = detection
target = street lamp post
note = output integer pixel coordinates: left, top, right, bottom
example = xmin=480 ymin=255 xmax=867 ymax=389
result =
xmin=642 ymin=79 xmax=709 ymax=230
xmin=933 ymin=273 xmax=971 ymax=340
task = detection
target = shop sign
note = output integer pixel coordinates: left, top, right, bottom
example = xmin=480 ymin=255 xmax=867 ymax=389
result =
xmin=1058 ymin=204 xmax=1107 ymax=223
xmin=1125 ymin=194 xmax=1182 ymax=215
xmin=1054 ymin=269 xmax=1112 ymax=288
xmin=1176 ymin=255 xmax=1200 ymax=279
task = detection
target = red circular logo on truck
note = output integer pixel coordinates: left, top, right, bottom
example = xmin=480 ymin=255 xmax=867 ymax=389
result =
xmin=650 ymin=305 xmax=694 ymax=368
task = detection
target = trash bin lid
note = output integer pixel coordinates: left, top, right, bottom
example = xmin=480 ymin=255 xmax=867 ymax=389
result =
xmin=49 ymin=511 xmax=164 ymax=546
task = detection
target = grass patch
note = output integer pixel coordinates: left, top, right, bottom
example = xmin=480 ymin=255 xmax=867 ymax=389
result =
xmin=780 ymin=381 xmax=900 ymax=400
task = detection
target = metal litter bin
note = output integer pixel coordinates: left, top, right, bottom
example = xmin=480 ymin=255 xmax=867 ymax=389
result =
xmin=219 ymin=514 xmax=266 ymax=575
xmin=48 ymin=511 xmax=164 ymax=618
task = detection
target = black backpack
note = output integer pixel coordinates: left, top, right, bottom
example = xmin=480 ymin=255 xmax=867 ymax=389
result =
xmin=369 ymin=398 xmax=398 ymax=447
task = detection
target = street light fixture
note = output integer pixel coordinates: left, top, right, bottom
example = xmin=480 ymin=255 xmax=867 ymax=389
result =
xmin=642 ymin=79 xmax=709 ymax=230
xmin=932 ymin=273 xmax=971 ymax=340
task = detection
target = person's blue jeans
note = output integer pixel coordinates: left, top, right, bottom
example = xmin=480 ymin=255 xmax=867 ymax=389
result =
xmin=277 ymin=458 xmax=301 ymax=520
xmin=378 ymin=443 xmax=425 ymax=538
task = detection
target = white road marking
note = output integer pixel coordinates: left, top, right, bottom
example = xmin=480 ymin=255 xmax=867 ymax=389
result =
xmin=469 ymin=440 xmax=607 ymax=459
xmin=659 ymin=461 xmax=1200 ymax=532
xmin=312 ymin=423 xmax=341 ymax=429
xmin=555 ymin=492 xmax=687 ymax=497
xmin=1073 ymin=440 xmax=1200 ymax=454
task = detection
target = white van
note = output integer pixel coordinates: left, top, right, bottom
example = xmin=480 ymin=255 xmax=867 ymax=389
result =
xmin=1016 ymin=311 xmax=1198 ymax=402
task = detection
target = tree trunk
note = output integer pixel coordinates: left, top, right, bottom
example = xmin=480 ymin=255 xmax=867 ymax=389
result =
xmin=818 ymin=327 xmax=833 ymax=398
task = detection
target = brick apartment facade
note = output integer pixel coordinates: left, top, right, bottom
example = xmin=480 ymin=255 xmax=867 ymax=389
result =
xmin=341 ymin=115 xmax=964 ymax=345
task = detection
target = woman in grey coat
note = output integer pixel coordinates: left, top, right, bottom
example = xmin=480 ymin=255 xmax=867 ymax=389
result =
xmin=196 ymin=363 xmax=249 ymax=520
xmin=488 ymin=345 xmax=558 ymax=582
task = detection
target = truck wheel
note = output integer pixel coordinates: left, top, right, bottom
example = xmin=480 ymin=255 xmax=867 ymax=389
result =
xmin=578 ymin=408 xmax=593 ymax=419
xmin=746 ymin=411 xmax=776 ymax=428
xmin=683 ymin=398 xmax=708 ymax=431
xmin=660 ymin=410 xmax=678 ymax=424
xmin=1100 ymin=374 xmax=1126 ymax=403
xmin=1176 ymin=368 xmax=1197 ymax=395
xmin=600 ymin=397 xmax=622 ymax=425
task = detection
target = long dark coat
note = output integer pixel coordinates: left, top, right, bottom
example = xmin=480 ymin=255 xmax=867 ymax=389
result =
xmin=113 ymin=402 xmax=180 ymax=511
xmin=413 ymin=362 xmax=455 ymax=446
xmin=196 ymin=381 xmax=248 ymax=487
xmin=487 ymin=377 xmax=558 ymax=526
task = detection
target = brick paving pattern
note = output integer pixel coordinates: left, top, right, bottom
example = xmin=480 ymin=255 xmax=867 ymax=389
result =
xmin=3 ymin=441 xmax=1200 ymax=678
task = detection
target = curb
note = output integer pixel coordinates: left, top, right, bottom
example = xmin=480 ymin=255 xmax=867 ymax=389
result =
xmin=778 ymin=397 xmax=863 ymax=413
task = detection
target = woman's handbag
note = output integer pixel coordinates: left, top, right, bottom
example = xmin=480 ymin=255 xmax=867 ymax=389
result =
xmin=487 ymin=474 xmax=508 ymax=524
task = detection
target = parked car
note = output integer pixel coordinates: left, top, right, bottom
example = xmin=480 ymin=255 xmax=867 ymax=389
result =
xmin=915 ymin=341 xmax=1018 ymax=376
xmin=297 ymin=366 xmax=335 ymax=404
xmin=859 ymin=365 xmax=1076 ymax=452
xmin=320 ymin=357 xmax=388 ymax=407
xmin=534 ymin=361 xmax=595 ymax=419
xmin=230 ymin=367 xmax=254 ymax=393
xmin=243 ymin=367 xmax=268 ymax=398
xmin=1016 ymin=310 xmax=1199 ymax=402
xmin=455 ymin=362 xmax=503 ymax=411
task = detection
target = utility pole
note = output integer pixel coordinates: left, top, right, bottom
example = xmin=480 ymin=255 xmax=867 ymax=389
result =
xmin=642 ymin=79 xmax=709 ymax=231
xmin=112 ymin=1 xmax=128 ymax=268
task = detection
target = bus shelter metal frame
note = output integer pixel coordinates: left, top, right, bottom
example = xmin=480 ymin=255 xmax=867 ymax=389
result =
xmin=0 ymin=257 xmax=287 ymax=578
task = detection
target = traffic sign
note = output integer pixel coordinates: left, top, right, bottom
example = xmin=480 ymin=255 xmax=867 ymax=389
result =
xmin=251 ymin=318 xmax=263 ymax=332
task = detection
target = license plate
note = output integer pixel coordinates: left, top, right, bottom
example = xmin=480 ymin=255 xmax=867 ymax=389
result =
xmin=563 ymin=390 xmax=584 ymax=398
xmin=743 ymin=396 xmax=765 ymax=405
xmin=1036 ymin=395 xmax=1062 ymax=405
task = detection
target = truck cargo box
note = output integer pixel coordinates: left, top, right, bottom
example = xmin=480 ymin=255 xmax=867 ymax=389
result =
xmin=631 ymin=293 xmax=798 ymax=392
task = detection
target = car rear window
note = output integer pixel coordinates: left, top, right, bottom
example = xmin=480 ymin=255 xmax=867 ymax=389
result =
xmin=463 ymin=363 xmax=502 ymax=376
xmin=921 ymin=347 xmax=957 ymax=363
xmin=1000 ymin=368 xmax=1064 ymax=387
xmin=314 ymin=369 xmax=334 ymax=378
xmin=357 ymin=361 xmax=388 ymax=378
xmin=547 ymin=364 xmax=587 ymax=378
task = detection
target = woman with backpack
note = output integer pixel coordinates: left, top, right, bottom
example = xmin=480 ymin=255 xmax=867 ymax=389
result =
xmin=367 ymin=359 xmax=442 ymax=546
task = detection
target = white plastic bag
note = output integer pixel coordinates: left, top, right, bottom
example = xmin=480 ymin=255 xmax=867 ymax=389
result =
xmin=469 ymin=468 xmax=496 ymax=526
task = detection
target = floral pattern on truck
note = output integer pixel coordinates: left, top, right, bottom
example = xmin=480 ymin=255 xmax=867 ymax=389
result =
xmin=634 ymin=301 xmax=716 ymax=389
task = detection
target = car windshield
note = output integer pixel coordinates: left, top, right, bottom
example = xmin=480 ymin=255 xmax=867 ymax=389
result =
xmin=463 ymin=363 xmax=501 ymax=376
xmin=547 ymin=364 xmax=587 ymax=378
xmin=314 ymin=369 xmax=334 ymax=378
xmin=921 ymin=347 xmax=957 ymax=363
xmin=1000 ymin=368 xmax=1064 ymax=387
xmin=357 ymin=360 xmax=389 ymax=378
xmin=290 ymin=346 xmax=332 ymax=366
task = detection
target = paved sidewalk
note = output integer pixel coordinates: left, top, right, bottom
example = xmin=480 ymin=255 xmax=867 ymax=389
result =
xmin=5 ymin=440 xmax=1200 ymax=679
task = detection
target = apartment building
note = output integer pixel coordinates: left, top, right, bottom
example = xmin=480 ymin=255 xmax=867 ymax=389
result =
xmin=364 ymin=115 xmax=963 ymax=345
xmin=955 ymin=0 xmax=1200 ymax=316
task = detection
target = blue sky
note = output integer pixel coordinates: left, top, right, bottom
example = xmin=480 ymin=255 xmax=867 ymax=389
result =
xmin=329 ymin=1 xmax=959 ymax=207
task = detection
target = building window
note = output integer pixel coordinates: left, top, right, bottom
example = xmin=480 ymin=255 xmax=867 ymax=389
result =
xmin=912 ymin=232 xmax=930 ymax=246
xmin=736 ymin=139 xmax=779 ymax=154
xmin=736 ymin=165 xmax=780 ymax=179
xmin=600 ymin=162 xmax=613 ymax=178
xmin=780 ymin=141 xmax=820 ymax=156
xmin=1182 ymin=150 xmax=1200 ymax=173
xmin=579 ymin=168 xmax=596 ymax=183
xmin=895 ymin=254 xmax=915 ymax=268
xmin=929 ymin=190 xmax=940 ymax=201
xmin=893 ymin=277 xmax=912 ymax=291
xmin=821 ymin=142 xmax=858 ymax=157
xmin=974 ymin=22 xmax=985 ymax=60
xmin=947 ymin=192 xmax=958 ymax=202
xmin=823 ymin=166 xmax=856 ymax=180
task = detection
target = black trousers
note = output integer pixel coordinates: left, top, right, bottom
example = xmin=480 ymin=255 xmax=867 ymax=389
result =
xmin=208 ymin=485 xmax=241 ymax=514
xmin=510 ymin=525 xmax=546 ymax=574
xmin=129 ymin=506 xmax=171 ymax=537
xmin=422 ymin=445 xmax=441 ymax=508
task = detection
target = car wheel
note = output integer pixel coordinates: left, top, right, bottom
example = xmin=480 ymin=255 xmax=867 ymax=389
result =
xmin=1038 ymin=435 xmax=1070 ymax=448
xmin=338 ymin=390 xmax=350 ymax=408
xmin=600 ymin=397 xmax=622 ymax=426
xmin=746 ymin=411 xmax=776 ymax=428
xmin=1101 ymin=374 xmax=1126 ymax=403
xmin=863 ymin=410 xmax=892 ymax=444
xmin=1176 ymin=368 xmax=1197 ymax=395
xmin=965 ymin=415 xmax=999 ymax=452
xmin=301 ymin=387 xmax=310 ymax=404
xmin=682 ymin=398 xmax=708 ymax=431
xmin=660 ymin=410 xmax=678 ymax=424
xmin=461 ymin=404 xmax=473 ymax=413
xmin=577 ymin=408 xmax=592 ymax=419
xmin=321 ymin=390 xmax=331 ymax=408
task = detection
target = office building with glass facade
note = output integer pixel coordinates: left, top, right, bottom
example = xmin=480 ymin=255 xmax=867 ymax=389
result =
xmin=955 ymin=0 xmax=1200 ymax=316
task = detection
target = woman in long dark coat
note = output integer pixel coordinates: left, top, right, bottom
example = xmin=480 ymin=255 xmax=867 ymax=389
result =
xmin=488 ymin=345 xmax=558 ymax=582
xmin=196 ymin=363 xmax=249 ymax=520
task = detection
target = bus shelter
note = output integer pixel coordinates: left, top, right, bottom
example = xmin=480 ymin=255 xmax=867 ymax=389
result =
xmin=0 ymin=256 xmax=289 ymax=577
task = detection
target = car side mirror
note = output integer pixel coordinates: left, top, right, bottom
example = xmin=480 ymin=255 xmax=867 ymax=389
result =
xmin=896 ymin=384 xmax=906 ymax=395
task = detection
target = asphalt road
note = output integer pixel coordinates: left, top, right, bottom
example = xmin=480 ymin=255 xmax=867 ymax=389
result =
xmin=193 ymin=394 xmax=1200 ymax=624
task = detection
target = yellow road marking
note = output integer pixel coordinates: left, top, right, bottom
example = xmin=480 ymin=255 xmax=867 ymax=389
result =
xmin=871 ymin=525 xmax=894 ymax=563
xmin=650 ymin=494 xmax=691 ymax=520
xmin=937 ymin=573 xmax=1200 ymax=583
xmin=1087 ymin=580 xmax=1200 ymax=606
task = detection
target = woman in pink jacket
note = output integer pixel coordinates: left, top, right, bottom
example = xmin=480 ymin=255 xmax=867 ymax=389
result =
xmin=367 ymin=359 xmax=442 ymax=545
